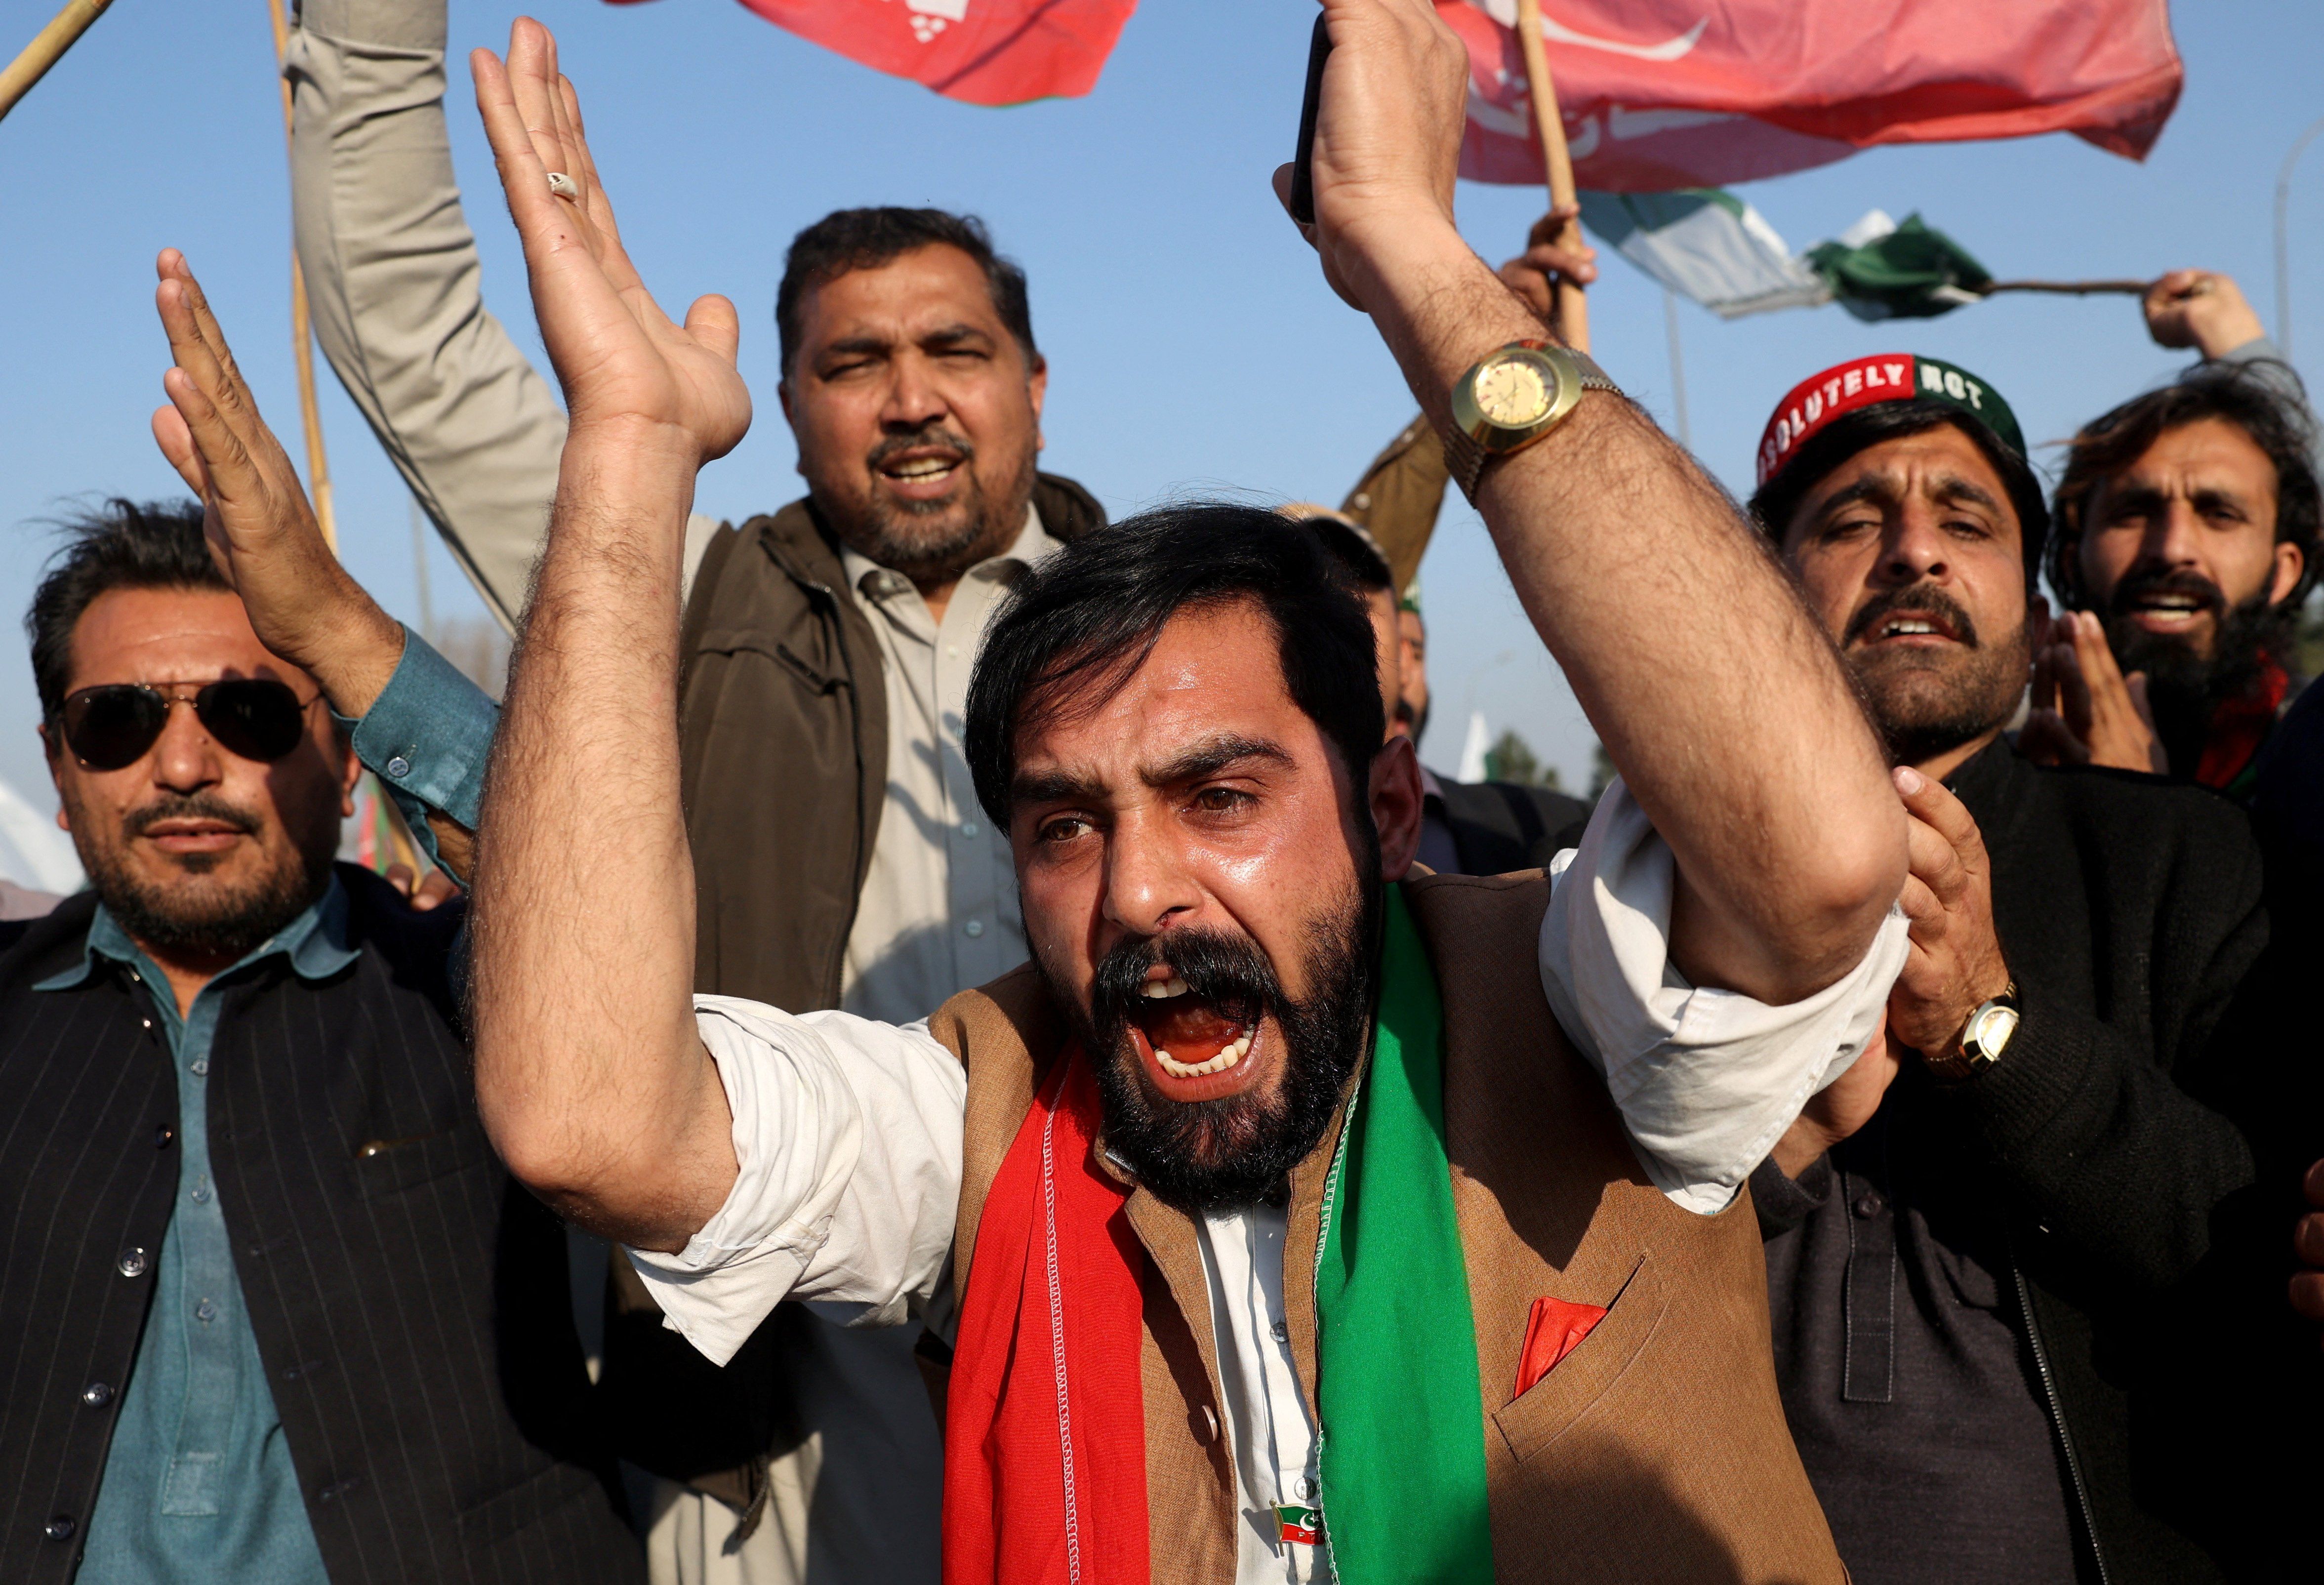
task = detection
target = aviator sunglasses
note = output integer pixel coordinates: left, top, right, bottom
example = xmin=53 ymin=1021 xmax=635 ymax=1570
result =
xmin=58 ymin=679 xmax=321 ymax=771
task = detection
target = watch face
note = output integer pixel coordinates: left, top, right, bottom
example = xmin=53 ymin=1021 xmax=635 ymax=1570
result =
xmin=1971 ymin=1003 xmax=2020 ymax=1055
xmin=1474 ymin=356 xmax=1553 ymax=428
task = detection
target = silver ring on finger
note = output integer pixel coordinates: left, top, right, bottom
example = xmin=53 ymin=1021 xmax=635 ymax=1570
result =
xmin=546 ymin=171 xmax=580 ymax=201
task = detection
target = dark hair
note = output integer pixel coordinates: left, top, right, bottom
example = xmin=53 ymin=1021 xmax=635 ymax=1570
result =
xmin=2047 ymin=364 xmax=2323 ymax=608
xmin=775 ymin=207 xmax=1036 ymax=375
xmin=27 ymin=498 xmax=224 ymax=721
xmin=1301 ymin=515 xmax=1393 ymax=595
xmin=965 ymin=503 xmax=1384 ymax=827
xmin=1750 ymin=400 xmax=2051 ymax=588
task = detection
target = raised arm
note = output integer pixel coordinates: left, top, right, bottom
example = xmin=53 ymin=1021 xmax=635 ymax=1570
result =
xmin=148 ymin=249 xmax=483 ymax=882
xmin=285 ymin=0 xmax=723 ymax=626
xmin=1297 ymin=0 xmax=1904 ymax=1003
xmin=285 ymin=0 xmax=568 ymax=628
xmin=463 ymin=20 xmax=751 ymax=1250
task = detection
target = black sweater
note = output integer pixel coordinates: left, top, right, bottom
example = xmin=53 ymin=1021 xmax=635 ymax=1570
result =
xmin=1758 ymin=738 xmax=2307 ymax=1584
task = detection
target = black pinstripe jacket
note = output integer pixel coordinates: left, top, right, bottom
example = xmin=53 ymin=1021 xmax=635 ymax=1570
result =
xmin=0 ymin=865 xmax=641 ymax=1584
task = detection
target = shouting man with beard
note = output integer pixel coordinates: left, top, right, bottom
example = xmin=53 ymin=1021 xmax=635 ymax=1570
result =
xmin=1748 ymin=353 xmax=2300 ymax=1583
xmin=2027 ymin=269 xmax=2322 ymax=796
xmin=205 ymin=5 xmax=1924 ymax=1580
xmin=0 ymin=496 xmax=636 ymax=1583
xmin=278 ymin=0 xmax=1110 ymax=1570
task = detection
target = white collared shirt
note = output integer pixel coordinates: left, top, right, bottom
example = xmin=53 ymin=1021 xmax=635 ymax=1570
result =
xmin=630 ymin=783 xmax=1908 ymax=1583
xmin=837 ymin=507 xmax=1061 ymax=1025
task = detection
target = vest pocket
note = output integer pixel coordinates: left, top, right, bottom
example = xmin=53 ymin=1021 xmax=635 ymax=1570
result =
xmin=354 ymin=1115 xmax=491 ymax=1199
xmin=1491 ymin=1253 xmax=1667 ymax=1462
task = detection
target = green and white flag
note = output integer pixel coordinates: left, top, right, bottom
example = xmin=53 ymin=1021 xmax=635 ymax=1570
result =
xmin=1580 ymin=195 xmax=2000 ymax=323
xmin=1577 ymin=189 xmax=1831 ymax=320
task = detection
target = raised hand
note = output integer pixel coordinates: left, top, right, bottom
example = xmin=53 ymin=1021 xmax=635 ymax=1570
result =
xmin=1497 ymin=202 xmax=1598 ymax=343
xmin=2143 ymin=269 xmax=2266 ymax=361
xmin=470 ymin=18 xmax=749 ymax=466
xmin=1270 ymin=0 xmax=1472 ymax=313
xmin=2020 ymin=609 xmax=2166 ymax=774
xmin=149 ymin=248 xmax=405 ymax=716
xmin=1887 ymin=767 xmax=2010 ymax=1062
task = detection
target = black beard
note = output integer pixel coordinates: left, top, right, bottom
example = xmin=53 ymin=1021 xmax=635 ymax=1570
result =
xmin=827 ymin=424 xmax=1037 ymax=587
xmin=1058 ymin=880 xmax=1381 ymax=1217
xmin=2101 ymin=574 xmax=2290 ymax=767
xmin=1840 ymin=583 xmax=2030 ymax=765
xmin=82 ymin=791 xmax=333 ymax=962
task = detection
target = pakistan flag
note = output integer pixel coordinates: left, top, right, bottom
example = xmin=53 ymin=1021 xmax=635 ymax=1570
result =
xmin=1579 ymin=193 xmax=1998 ymax=322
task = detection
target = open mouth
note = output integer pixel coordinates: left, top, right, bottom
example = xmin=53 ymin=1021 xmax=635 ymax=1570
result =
xmin=2126 ymin=592 xmax=2209 ymax=629
xmin=1865 ymin=611 xmax=1959 ymax=644
xmin=872 ymin=447 xmax=966 ymax=494
xmin=1125 ymin=968 xmax=1262 ymax=1096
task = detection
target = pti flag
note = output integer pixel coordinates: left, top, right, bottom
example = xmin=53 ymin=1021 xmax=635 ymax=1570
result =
xmin=609 ymin=0 xmax=1136 ymax=106
xmin=1444 ymin=0 xmax=2182 ymax=192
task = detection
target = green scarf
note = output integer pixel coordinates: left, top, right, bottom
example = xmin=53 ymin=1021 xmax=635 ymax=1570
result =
xmin=1312 ymin=883 xmax=1496 ymax=1582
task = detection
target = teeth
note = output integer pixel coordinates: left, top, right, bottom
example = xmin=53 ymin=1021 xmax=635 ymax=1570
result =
xmin=1885 ymin=619 xmax=1937 ymax=636
xmin=1152 ymin=1031 xmax=1252 ymax=1079
xmin=1141 ymin=976 xmax=1191 ymax=999
xmin=886 ymin=458 xmax=955 ymax=479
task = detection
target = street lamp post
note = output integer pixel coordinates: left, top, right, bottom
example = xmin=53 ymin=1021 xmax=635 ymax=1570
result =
xmin=2275 ymin=113 xmax=2324 ymax=359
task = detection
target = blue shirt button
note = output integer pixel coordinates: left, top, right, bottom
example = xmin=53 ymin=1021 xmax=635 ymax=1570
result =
xmin=385 ymin=756 xmax=411 ymax=779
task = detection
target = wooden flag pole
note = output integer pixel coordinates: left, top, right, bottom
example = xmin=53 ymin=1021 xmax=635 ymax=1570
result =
xmin=265 ymin=0 xmax=337 ymax=552
xmin=1977 ymin=279 xmax=2150 ymax=297
xmin=1513 ymin=0 xmax=1588 ymax=353
xmin=0 ymin=0 xmax=115 ymax=123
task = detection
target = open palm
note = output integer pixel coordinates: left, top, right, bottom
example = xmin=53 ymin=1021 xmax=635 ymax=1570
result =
xmin=472 ymin=18 xmax=750 ymax=463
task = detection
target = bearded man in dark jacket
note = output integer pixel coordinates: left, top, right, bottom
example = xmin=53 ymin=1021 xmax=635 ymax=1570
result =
xmin=1745 ymin=353 xmax=2304 ymax=1584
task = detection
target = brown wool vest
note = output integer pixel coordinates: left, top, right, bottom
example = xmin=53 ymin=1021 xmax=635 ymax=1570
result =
xmin=925 ymin=871 xmax=1846 ymax=1585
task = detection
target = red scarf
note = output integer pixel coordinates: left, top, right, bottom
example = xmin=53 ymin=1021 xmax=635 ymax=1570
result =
xmin=942 ymin=1050 xmax=1150 ymax=1585
xmin=2195 ymin=655 xmax=2289 ymax=792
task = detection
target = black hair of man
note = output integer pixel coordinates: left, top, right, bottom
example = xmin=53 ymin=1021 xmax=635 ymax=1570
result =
xmin=27 ymin=497 xmax=223 ymax=722
xmin=2046 ymin=362 xmax=2323 ymax=610
xmin=775 ymin=207 xmax=1037 ymax=375
xmin=1303 ymin=515 xmax=1394 ymax=595
xmin=964 ymin=502 xmax=1385 ymax=829
xmin=1749 ymin=399 xmax=2052 ymax=588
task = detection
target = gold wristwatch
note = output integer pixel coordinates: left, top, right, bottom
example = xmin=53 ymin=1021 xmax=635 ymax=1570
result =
xmin=1444 ymin=340 xmax=1619 ymax=502
xmin=1927 ymin=980 xmax=2019 ymax=1082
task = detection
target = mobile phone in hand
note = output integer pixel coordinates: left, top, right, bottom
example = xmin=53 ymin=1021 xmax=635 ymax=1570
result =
xmin=1289 ymin=11 xmax=1332 ymax=226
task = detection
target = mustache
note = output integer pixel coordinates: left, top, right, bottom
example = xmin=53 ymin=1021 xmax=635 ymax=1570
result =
xmin=123 ymin=792 xmax=260 ymax=841
xmin=864 ymin=424 xmax=977 ymax=473
xmin=1088 ymin=925 xmax=1279 ymax=1041
xmin=1843 ymin=584 xmax=1982 ymax=649
xmin=2108 ymin=566 xmax=2227 ymax=619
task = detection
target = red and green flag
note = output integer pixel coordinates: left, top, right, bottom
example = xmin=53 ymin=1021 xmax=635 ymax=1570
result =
xmin=608 ymin=0 xmax=1136 ymax=106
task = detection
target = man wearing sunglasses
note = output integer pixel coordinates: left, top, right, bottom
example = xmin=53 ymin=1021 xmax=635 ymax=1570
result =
xmin=0 ymin=495 xmax=640 ymax=1583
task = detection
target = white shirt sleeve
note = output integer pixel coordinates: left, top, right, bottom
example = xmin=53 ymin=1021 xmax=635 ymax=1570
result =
xmin=622 ymin=996 xmax=968 ymax=1367
xmin=1539 ymin=779 xmax=1908 ymax=1215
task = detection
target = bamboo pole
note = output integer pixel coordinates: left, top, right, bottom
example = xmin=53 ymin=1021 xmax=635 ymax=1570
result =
xmin=265 ymin=0 xmax=337 ymax=552
xmin=1513 ymin=0 xmax=1588 ymax=352
xmin=0 ymin=0 xmax=115 ymax=123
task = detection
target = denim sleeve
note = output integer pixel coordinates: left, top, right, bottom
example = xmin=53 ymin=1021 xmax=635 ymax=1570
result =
xmin=335 ymin=628 xmax=498 ymax=878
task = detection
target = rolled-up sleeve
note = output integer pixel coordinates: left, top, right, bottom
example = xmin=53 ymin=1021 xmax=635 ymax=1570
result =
xmin=1539 ymin=780 xmax=1908 ymax=1215
xmin=623 ymin=996 xmax=968 ymax=1367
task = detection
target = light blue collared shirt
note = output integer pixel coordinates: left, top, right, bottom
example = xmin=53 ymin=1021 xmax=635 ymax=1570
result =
xmin=40 ymin=880 xmax=358 ymax=1585
xmin=338 ymin=628 xmax=496 ymax=881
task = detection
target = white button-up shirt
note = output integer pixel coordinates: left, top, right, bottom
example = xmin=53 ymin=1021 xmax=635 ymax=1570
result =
xmin=837 ymin=507 xmax=1060 ymax=1025
xmin=630 ymin=783 xmax=1908 ymax=1585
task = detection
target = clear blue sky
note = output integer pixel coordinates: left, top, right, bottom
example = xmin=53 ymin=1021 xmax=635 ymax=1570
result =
xmin=2 ymin=0 xmax=2322 ymax=814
